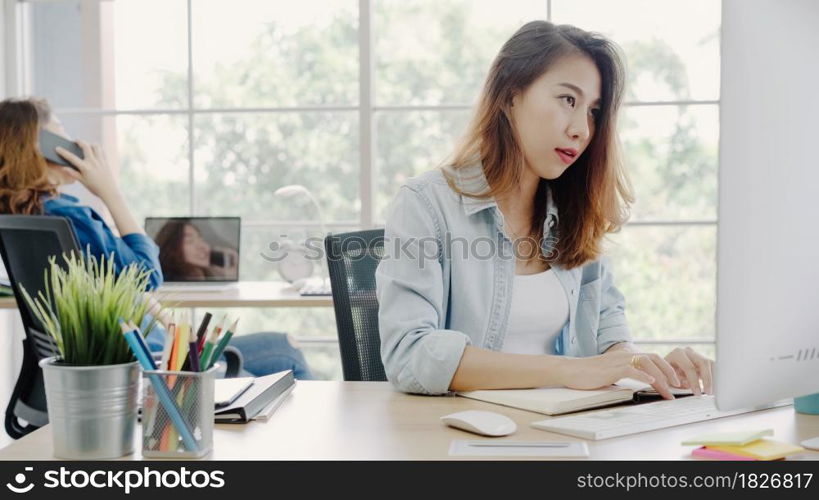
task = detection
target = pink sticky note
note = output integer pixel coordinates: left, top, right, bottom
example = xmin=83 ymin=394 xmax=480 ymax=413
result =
xmin=692 ymin=446 xmax=758 ymax=461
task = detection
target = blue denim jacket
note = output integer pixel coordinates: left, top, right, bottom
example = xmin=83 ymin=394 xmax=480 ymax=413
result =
xmin=43 ymin=193 xmax=163 ymax=290
xmin=375 ymin=163 xmax=632 ymax=395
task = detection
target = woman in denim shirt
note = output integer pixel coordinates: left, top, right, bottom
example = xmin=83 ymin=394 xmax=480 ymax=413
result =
xmin=0 ymin=98 xmax=312 ymax=379
xmin=376 ymin=21 xmax=713 ymax=396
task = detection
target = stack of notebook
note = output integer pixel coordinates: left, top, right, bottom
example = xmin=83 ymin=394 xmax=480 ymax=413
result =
xmin=214 ymin=370 xmax=295 ymax=423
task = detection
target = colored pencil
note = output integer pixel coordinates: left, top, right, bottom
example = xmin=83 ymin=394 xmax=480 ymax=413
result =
xmin=199 ymin=315 xmax=225 ymax=369
xmin=159 ymin=320 xmax=175 ymax=371
xmin=207 ymin=318 xmax=238 ymax=370
xmin=119 ymin=322 xmax=198 ymax=452
xmin=187 ymin=325 xmax=200 ymax=372
xmin=195 ymin=312 xmax=213 ymax=353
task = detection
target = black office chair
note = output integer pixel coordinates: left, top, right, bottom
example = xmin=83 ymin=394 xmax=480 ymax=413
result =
xmin=0 ymin=215 xmax=243 ymax=440
xmin=325 ymin=229 xmax=387 ymax=381
xmin=0 ymin=215 xmax=79 ymax=439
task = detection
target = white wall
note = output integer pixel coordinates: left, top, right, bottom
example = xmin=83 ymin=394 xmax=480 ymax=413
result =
xmin=1 ymin=0 xmax=9 ymax=97
xmin=0 ymin=0 xmax=22 ymax=447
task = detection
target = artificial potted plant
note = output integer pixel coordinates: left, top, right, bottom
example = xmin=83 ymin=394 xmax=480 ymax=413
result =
xmin=21 ymin=252 xmax=160 ymax=459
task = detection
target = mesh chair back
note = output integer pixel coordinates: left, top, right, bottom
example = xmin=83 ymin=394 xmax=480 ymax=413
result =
xmin=324 ymin=229 xmax=387 ymax=381
xmin=0 ymin=215 xmax=80 ymax=438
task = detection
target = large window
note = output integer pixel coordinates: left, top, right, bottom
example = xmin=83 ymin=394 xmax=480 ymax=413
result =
xmin=13 ymin=0 xmax=721 ymax=377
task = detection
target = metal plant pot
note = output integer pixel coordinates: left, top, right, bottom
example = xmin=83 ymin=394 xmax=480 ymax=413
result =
xmin=39 ymin=356 xmax=139 ymax=459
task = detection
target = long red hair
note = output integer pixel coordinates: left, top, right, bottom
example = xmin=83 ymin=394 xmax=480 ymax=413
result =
xmin=443 ymin=21 xmax=633 ymax=269
xmin=0 ymin=98 xmax=57 ymax=214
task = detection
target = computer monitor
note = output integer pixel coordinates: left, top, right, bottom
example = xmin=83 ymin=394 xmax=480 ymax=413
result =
xmin=715 ymin=0 xmax=819 ymax=423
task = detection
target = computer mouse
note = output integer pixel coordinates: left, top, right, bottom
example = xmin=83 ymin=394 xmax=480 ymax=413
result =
xmin=440 ymin=410 xmax=517 ymax=437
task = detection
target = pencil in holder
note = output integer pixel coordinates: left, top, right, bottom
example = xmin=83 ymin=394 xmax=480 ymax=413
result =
xmin=141 ymin=364 xmax=217 ymax=458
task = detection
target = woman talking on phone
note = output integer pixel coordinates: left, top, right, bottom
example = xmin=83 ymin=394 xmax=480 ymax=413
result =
xmin=0 ymin=98 xmax=163 ymax=288
xmin=376 ymin=21 xmax=713 ymax=397
xmin=0 ymin=97 xmax=313 ymax=379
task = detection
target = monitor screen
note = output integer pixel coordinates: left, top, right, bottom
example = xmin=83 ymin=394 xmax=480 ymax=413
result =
xmin=144 ymin=217 xmax=241 ymax=282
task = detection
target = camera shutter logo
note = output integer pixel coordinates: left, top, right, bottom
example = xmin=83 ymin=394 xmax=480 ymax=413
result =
xmin=6 ymin=467 xmax=35 ymax=494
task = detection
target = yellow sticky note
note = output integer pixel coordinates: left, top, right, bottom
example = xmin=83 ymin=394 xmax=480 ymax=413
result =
xmin=708 ymin=439 xmax=805 ymax=461
xmin=682 ymin=429 xmax=774 ymax=446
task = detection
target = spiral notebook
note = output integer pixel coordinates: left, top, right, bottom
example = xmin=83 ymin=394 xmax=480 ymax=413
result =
xmin=457 ymin=378 xmax=692 ymax=416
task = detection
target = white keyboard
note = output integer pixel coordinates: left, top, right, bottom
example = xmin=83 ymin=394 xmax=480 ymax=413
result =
xmin=531 ymin=396 xmax=789 ymax=440
xmin=298 ymin=281 xmax=332 ymax=296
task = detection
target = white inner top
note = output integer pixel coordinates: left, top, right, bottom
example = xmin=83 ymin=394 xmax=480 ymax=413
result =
xmin=501 ymin=269 xmax=569 ymax=355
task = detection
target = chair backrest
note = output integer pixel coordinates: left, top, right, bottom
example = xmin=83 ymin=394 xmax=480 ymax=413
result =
xmin=324 ymin=229 xmax=387 ymax=382
xmin=0 ymin=215 xmax=80 ymax=438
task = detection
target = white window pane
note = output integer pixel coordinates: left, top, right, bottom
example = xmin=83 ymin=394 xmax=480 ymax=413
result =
xmin=552 ymin=0 xmax=721 ymax=102
xmin=621 ymin=105 xmax=719 ymax=221
xmin=113 ymin=0 xmax=188 ymax=109
xmin=300 ymin=343 xmax=343 ymax=381
xmin=193 ymin=112 xmax=359 ymax=222
xmin=192 ymin=0 xmax=358 ymax=108
xmin=239 ymin=224 xmax=358 ymax=283
xmin=25 ymin=0 xmax=188 ymax=110
xmin=605 ymin=225 xmax=716 ymax=340
xmin=57 ymin=114 xmax=190 ymax=224
xmin=375 ymin=0 xmax=547 ymax=105
xmin=116 ymin=115 xmax=191 ymax=223
xmin=375 ymin=110 xmax=471 ymax=221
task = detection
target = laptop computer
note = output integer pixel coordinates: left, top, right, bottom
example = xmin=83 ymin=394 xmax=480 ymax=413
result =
xmin=144 ymin=216 xmax=241 ymax=292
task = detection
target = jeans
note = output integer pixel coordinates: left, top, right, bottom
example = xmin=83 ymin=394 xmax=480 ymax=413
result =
xmin=144 ymin=323 xmax=313 ymax=380
xmin=229 ymin=331 xmax=313 ymax=380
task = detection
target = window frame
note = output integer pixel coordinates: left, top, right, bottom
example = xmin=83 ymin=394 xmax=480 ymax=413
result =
xmin=7 ymin=0 xmax=720 ymax=351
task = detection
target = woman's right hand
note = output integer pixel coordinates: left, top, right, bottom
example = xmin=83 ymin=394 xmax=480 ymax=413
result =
xmin=559 ymin=351 xmax=682 ymax=399
xmin=55 ymin=140 xmax=120 ymax=202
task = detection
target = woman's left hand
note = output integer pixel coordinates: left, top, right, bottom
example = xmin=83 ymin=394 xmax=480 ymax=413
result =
xmin=55 ymin=140 xmax=120 ymax=202
xmin=664 ymin=347 xmax=714 ymax=396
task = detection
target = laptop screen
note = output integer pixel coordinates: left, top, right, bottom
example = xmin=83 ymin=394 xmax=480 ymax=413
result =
xmin=144 ymin=217 xmax=241 ymax=283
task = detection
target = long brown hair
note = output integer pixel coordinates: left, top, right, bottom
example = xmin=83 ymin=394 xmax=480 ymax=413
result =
xmin=443 ymin=21 xmax=633 ymax=269
xmin=154 ymin=221 xmax=212 ymax=280
xmin=0 ymin=98 xmax=58 ymax=215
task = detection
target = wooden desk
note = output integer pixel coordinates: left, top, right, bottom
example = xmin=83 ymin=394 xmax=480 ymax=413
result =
xmin=0 ymin=281 xmax=332 ymax=309
xmin=1 ymin=381 xmax=818 ymax=460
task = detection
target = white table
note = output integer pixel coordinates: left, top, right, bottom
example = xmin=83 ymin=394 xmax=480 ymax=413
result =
xmin=0 ymin=281 xmax=333 ymax=309
xmin=1 ymin=381 xmax=818 ymax=461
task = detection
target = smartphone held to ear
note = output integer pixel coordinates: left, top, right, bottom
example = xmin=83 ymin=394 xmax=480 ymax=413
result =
xmin=210 ymin=248 xmax=237 ymax=268
xmin=38 ymin=129 xmax=84 ymax=171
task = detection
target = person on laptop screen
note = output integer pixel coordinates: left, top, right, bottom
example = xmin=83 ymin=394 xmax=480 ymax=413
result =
xmin=152 ymin=219 xmax=239 ymax=281
xmin=0 ymin=97 xmax=312 ymax=380
xmin=376 ymin=22 xmax=713 ymax=398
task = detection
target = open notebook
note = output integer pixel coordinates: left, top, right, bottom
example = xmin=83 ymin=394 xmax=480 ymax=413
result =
xmin=457 ymin=378 xmax=693 ymax=416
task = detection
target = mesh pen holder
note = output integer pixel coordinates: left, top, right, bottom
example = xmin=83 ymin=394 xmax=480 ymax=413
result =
xmin=141 ymin=364 xmax=217 ymax=458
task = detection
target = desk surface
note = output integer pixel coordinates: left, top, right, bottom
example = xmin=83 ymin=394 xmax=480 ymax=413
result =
xmin=1 ymin=381 xmax=818 ymax=461
xmin=0 ymin=281 xmax=332 ymax=309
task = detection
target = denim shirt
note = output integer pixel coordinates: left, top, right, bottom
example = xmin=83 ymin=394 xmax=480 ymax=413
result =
xmin=375 ymin=163 xmax=632 ymax=395
xmin=43 ymin=193 xmax=163 ymax=290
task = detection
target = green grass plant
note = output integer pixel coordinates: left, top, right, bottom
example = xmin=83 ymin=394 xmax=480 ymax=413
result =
xmin=20 ymin=251 xmax=160 ymax=365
